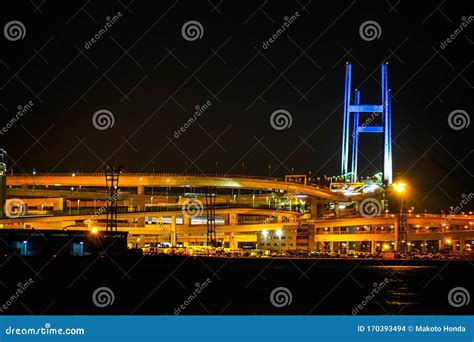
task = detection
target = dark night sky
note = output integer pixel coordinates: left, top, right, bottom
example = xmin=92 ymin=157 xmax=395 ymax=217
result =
xmin=0 ymin=0 xmax=472 ymax=211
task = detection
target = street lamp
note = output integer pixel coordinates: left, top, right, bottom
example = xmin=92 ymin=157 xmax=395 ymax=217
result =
xmin=393 ymin=182 xmax=407 ymax=194
xmin=32 ymin=168 xmax=36 ymax=190
xmin=392 ymin=181 xmax=408 ymax=253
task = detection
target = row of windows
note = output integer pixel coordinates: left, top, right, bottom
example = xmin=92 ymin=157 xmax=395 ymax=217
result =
xmin=259 ymin=236 xmax=292 ymax=240
xmin=260 ymin=243 xmax=293 ymax=247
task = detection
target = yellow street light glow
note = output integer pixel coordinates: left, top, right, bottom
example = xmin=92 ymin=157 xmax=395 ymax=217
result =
xmin=393 ymin=182 xmax=407 ymax=193
xmin=91 ymin=227 xmax=98 ymax=234
xmin=445 ymin=239 xmax=452 ymax=244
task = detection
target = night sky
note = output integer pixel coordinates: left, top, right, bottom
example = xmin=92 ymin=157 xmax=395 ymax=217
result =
xmin=0 ymin=0 xmax=472 ymax=211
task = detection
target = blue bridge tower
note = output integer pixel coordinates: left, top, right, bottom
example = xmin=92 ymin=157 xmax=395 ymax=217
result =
xmin=340 ymin=62 xmax=393 ymax=184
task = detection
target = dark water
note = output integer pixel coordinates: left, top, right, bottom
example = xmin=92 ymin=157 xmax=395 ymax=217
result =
xmin=1 ymin=255 xmax=472 ymax=315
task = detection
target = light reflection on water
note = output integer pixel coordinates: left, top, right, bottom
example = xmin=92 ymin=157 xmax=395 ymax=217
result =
xmin=362 ymin=266 xmax=436 ymax=311
xmin=368 ymin=265 xmax=435 ymax=269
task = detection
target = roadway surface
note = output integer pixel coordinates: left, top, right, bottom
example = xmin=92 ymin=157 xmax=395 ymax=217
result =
xmin=6 ymin=173 xmax=347 ymax=200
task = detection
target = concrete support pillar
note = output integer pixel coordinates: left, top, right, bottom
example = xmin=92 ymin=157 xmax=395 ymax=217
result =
xmin=0 ymin=174 xmax=6 ymax=217
xmin=438 ymin=240 xmax=443 ymax=251
xmin=334 ymin=202 xmax=340 ymax=218
xmin=229 ymin=233 xmax=237 ymax=249
xmin=183 ymin=214 xmax=190 ymax=227
xmin=330 ymin=241 xmax=336 ymax=253
xmin=229 ymin=213 xmax=237 ymax=226
xmin=394 ymin=219 xmax=399 ymax=252
xmin=137 ymin=185 xmax=145 ymax=195
xmin=171 ymin=215 xmax=177 ymax=246
xmin=460 ymin=239 xmax=465 ymax=252
xmin=371 ymin=240 xmax=376 ymax=254
xmin=310 ymin=201 xmax=317 ymax=218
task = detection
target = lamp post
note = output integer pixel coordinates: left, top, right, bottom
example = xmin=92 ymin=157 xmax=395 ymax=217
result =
xmin=392 ymin=181 xmax=408 ymax=253
xmin=32 ymin=168 xmax=36 ymax=191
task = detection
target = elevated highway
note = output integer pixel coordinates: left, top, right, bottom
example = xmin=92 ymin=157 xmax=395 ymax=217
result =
xmin=6 ymin=173 xmax=348 ymax=201
xmin=0 ymin=206 xmax=300 ymax=224
xmin=309 ymin=214 xmax=473 ymax=228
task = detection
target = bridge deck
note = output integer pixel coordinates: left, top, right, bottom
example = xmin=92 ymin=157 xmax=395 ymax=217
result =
xmin=6 ymin=173 xmax=345 ymax=200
